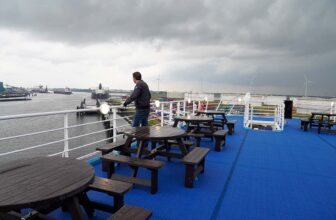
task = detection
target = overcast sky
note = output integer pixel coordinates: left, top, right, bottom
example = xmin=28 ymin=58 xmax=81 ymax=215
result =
xmin=0 ymin=0 xmax=335 ymax=96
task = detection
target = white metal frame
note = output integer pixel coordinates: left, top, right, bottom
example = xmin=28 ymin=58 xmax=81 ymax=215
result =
xmin=243 ymin=92 xmax=285 ymax=131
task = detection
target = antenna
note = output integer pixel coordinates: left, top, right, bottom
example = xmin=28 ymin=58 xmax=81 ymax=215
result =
xmin=304 ymin=75 xmax=312 ymax=97
xmin=157 ymin=75 xmax=160 ymax=91
xmin=248 ymin=75 xmax=256 ymax=93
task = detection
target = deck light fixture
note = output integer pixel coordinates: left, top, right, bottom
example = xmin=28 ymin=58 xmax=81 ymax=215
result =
xmin=238 ymin=97 xmax=242 ymax=102
xmin=99 ymin=102 xmax=110 ymax=115
xmin=155 ymin=100 xmax=160 ymax=108
xmin=188 ymin=98 xmax=191 ymax=104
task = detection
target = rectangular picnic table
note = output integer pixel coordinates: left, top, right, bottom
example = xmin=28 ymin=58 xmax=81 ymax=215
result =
xmin=309 ymin=112 xmax=336 ymax=133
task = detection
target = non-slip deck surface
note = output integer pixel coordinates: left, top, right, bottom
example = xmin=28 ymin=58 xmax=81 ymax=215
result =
xmin=48 ymin=117 xmax=336 ymax=220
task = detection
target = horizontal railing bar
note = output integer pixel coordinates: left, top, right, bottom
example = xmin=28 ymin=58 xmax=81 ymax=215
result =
xmin=48 ymin=134 xmax=124 ymax=157
xmin=0 ymin=105 xmax=122 ymax=121
xmin=67 ymin=127 xmax=114 ymax=141
xmin=77 ymin=151 xmax=100 ymax=160
xmin=0 ymin=127 xmax=65 ymax=142
xmin=67 ymin=118 xmax=113 ymax=129
xmin=0 ymin=139 xmax=65 ymax=157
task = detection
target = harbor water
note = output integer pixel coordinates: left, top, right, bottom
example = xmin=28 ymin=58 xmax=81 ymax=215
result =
xmin=0 ymin=93 xmax=129 ymax=164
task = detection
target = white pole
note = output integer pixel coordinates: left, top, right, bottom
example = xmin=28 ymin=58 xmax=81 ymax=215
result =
xmin=192 ymin=101 xmax=195 ymax=115
xmin=112 ymin=108 xmax=117 ymax=142
xmin=63 ymin=113 xmax=69 ymax=158
xmin=251 ymin=106 xmax=254 ymax=128
xmin=169 ymin=102 xmax=173 ymax=125
xmin=161 ymin=104 xmax=164 ymax=126
xmin=177 ymin=102 xmax=181 ymax=116
xmin=183 ymin=101 xmax=186 ymax=116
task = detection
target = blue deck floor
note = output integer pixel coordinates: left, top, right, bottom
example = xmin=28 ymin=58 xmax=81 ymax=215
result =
xmin=49 ymin=117 xmax=336 ymax=220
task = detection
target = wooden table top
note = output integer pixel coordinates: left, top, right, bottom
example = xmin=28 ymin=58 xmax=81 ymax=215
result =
xmin=195 ymin=110 xmax=226 ymax=115
xmin=0 ymin=157 xmax=94 ymax=212
xmin=123 ymin=126 xmax=186 ymax=140
xmin=311 ymin=112 xmax=336 ymax=117
xmin=174 ymin=115 xmax=213 ymax=123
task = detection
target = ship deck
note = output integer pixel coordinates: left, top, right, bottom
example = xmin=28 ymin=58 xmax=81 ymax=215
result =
xmin=47 ymin=116 xmax=336 ymax=220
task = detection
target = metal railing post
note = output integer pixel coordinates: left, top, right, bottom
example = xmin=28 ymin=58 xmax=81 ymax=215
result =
xmin=169 ymin=102 xmax=173 ymax=125
xmin=183 ymin=101 xmax=186 ymax=116
xmin=177 ymin=102 xmax=181 ymax=116
xmin=112 ymin=108 xmax=117 ymax=142
xmin=192 ymin=101 xmax=195 ymax=115
xmin=161 ymin=104 xmax=164 ymax=126
xmin=63 ymin=113 xmax=69 ymax=158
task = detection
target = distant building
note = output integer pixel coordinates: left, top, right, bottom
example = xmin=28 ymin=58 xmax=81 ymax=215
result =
xmin=0 ymin=82 xmax=4 ymax=93
xmin=167 ymin=92 xmax=184 ymax=99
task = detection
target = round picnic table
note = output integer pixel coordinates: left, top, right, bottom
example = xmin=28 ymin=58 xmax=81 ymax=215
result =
xmin=123 ymin=126 xmax=188 ymax=158
xmin=122 ymin=126 xmax=188 ymax=177
xmin=123 ymin=125 xmax=186 ymax=141
xmin=0 ymin=157 xmax=94 ymax=220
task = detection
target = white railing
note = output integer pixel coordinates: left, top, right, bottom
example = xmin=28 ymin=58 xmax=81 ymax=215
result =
xmin=0 ymin=103 xmax=165 ymax=161
xmin=243 ymin=92 xmax=285 ymax=131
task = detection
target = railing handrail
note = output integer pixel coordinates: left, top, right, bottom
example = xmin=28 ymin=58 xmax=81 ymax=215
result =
xmin=0 ymin=105 xmax=120 ymax=121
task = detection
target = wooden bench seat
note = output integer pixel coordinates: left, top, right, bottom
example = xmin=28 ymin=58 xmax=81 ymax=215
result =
xmin=300 ymin=118 xmax=309 ymax=131
xmin=102 ymin=155 xmax=165 ymax=194
xmin=182 ymin=147 xmax=210 ymax=188
xmin=213 ymin=129 xmax=228 ymax=151
xmin=166 ymin=140 xmax=194 ymax=148
xmin=108 ymin=205 xmax=152 ymax=220
xmin=226 ymin=120 xmax=236 ymax=135
xmin=96 ymin=140 xmax=126 ymax=155
xmin=186 ymin=132 xmax=204 ymax=147
xmin=85 ymin=176 xmax=133 ymax=213
xmin=97 ymin=140 xmax=127 ymax=172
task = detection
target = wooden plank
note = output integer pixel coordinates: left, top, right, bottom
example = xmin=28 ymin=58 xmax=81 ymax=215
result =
xmin=102 ymin=155 xmax=164 ymax=169
xmin=96 ymin=140 xmax=126 ymax=154
xmin=182 ymin=148 xmax=210 ymax=165
xmin=108 ymin=205 xmax=152 ymax=220
xmin=89 ymin=177 xmax=132 ymax=196
xmin=213 ymin=130 xmax=228 ymax=137
xmin=110 ymin=174 xmax=151 ymax=187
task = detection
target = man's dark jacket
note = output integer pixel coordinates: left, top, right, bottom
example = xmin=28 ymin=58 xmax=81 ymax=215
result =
xmin=124 ymin=80 xmax=151 ymax=109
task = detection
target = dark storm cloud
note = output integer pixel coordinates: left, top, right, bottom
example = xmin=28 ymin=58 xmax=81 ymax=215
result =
xmin=0 ymin=0 xmax=335 ymax=96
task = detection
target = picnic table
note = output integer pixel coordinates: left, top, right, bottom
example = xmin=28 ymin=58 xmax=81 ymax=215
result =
xmin=309 ymin=112 xmax=336 ymax=133
xmin=0 ymin=157 xmax=94 ymax=220
xmin=102 ymin=126 xmax=189 ymax=193
xmin=123 ymin=125 xmax=188 ymax=159
xmin=173 ymin=115 xmax=216 ymax=146
xmin=173 ymin=115 xmax=214 ymax=132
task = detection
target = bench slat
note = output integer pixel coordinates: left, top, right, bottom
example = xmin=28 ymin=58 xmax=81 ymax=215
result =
xmin=102 ymin=155 xmax=165 ymax=169
xmin=89 ymin=176 xmax=132 ymax=196
xmin=108 ymin=205 xmax=152 ymax=220
xmin=110 ymin=174 xmax=151 ymax=187
xmin=96 ymin=140 xmax=126 ymax=154
xmin=182 ymin=148 xmax=210 ymax=165
xmin=213 ymin=130 xmax=228 ymax=137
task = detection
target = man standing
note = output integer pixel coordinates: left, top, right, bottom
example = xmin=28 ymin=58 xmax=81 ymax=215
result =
xmin=123 ymin=72 xmax=151 ymax=127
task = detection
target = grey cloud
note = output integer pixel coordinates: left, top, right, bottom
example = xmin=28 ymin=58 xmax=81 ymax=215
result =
xmin=0 ymin=0 xmax=335 ymax=96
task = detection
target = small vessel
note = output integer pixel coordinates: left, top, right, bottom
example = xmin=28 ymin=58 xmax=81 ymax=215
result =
xmin=91 ymin=83 xmax=110 ymax=100
xmin=31 ymin=85 xmax=49 ymax=93
xmin=53 ymin=87 xmax=72 ymax=95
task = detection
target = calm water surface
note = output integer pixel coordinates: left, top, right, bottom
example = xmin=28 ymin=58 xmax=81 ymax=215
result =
xmin=0 ymin=93 xmax=129 ymax=164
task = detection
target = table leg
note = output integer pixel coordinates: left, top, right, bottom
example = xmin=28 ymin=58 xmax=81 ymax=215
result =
xmin=79 ymin=192 xmax=94 ymax=217
xmin=176 ymin=137 xmax=188 ymax=156
xmin=64 ymin=196 xmax=85 ymax=220
xmin=132 ymin=140 xmax=144 ymax=177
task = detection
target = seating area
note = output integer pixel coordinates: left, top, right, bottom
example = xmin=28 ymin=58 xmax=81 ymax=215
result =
xmin=42 ymin=116 xmax=336 ymax=219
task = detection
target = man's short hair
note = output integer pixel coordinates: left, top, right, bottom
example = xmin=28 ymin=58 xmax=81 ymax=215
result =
xmin=133 ymin=72 xmax=142 ymax=80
